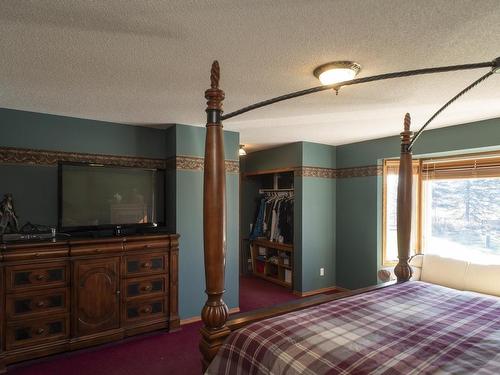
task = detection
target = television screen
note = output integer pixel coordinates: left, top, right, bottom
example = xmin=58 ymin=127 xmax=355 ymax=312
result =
xmin=59 ymin=163 xmax=164 ymax=230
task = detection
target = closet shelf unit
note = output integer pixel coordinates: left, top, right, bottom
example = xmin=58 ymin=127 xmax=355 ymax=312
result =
xmin=250 ymin=239 xmax=293 ymax=288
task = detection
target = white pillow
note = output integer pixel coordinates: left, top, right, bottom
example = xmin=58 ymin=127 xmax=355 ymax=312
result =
xmin=420 ymin=254 xmax=467 ymax=290
xmin=464 ymin=263 xmax=500 ymax=297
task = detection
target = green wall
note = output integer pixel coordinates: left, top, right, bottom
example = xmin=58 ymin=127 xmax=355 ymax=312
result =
xmin=0 ymin=108 xmax=166 ymax=228
xmin=171 ymin=124 xmax=240 ymax=319
xmin=0 ymin=108 xmax=166 ymax=157
xmin=243 ymin=143 xmax=302 ymax=173
xmin=241 ymin=141 xmax=336 ymax=293
xmin=336 ymin=117 xmax=500 ymax=289
xmin=300 ymin=177 xmax=336 ymax=290
xmin=300 ymin=142 xmax=337 ymax=291
xmin=0 ymin=108 xmax=239 ymax=321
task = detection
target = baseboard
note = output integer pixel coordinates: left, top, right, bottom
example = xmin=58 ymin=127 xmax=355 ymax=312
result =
xmin=180 ymin=307 xmax=240 ymax=326
xmin=293 ymin=285 xmax=349 ymax=297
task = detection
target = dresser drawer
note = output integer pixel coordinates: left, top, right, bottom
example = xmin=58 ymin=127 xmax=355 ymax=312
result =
xmin=124 ymin=275 xmax=167 ymax=300
xmin=6 ymin=314 xmax=69 ymax=350
xmin=124 ymin=253 xmax=167 ymax=277
xmin=6 ymin=288 xmax=69 ymax=320
xmin=124 ymin=240 xmax=167 ymax=252
xmin=6 ymin=262 xmax=69 ymax=292
xmin=124 ymin=299 xmax=166 ymax=324
xmin=70 ymin=242 xmax=123 ymax=256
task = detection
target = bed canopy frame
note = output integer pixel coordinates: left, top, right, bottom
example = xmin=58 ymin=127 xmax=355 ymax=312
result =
xmin=199 ymin=57 xmax=499 ymax=370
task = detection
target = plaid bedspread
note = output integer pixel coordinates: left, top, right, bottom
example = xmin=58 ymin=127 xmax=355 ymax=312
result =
xmin=207 ymin=281 xmax=500 ymax=374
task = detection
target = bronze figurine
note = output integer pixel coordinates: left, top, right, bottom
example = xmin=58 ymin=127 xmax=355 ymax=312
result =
xmin=0 ymin=193 xmax=20 ymax=234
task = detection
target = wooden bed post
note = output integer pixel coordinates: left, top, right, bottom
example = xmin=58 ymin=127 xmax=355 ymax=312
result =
xmin=200 ymin=61 xmax=231 ymax=371
xmin=394 ymin=113 xmax=413 ymax=282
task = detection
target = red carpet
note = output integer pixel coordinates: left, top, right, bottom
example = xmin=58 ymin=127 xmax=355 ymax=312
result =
xmin=8 ymin=276 xmax=300 ymax=375
xmin=238 ymin=275 xmax=300 ymax=311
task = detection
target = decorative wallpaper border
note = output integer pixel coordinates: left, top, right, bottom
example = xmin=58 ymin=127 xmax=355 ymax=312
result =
xmin=294 ymin=165 xmax=382 ymax=179
xmin=0 ymin=147 xmax=240 ymax=173
xmin=1 ymin=147 xmax=380 ymax=177
xmin=335 ymin=165 xmax=383 ymax=178
xmin=173 ymin=156 xmax=204 ymax=171
xmin=172 ymin=156 xmax=239 ymax=174
xmin=295 ymin=166 xmax=337 ymax=179
xmin=0 ymin=146 xmax=166 ymax=169
xmin=225 ymin=160 xmax=240 ymax=174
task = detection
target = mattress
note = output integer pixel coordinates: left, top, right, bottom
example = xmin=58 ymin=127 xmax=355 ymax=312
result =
xmin=207 ymin=281 xmax=500 ymax=374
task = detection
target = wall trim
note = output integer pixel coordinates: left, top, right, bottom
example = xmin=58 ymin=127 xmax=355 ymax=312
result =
xmin=335 ymin=165 xmax=382 ymax=178
xmin=180 ymin=307 xmax=240 ymax=326
xmin=0 ymin=147 xmax=240 ymax=173
xmin=296 ymin=166 xmax=336 ymax=179
xmin=1 ymin=146 xmax=378 ymax=178
xmin=293 ymin=285 xmax=349 ymax=297
xmin=245 ymin=165 xmax=382 ymax=179
xmin=0 ymin=146 xmax=166 ymax=169
xmin=172 ymin=155 xmax=239 ymax=173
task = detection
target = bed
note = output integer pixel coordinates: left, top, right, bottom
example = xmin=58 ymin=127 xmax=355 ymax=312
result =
xmin=199 ymin=58 xmax=500 ymax=373
xmin=207 ymin=281 xmax=500 ymax=374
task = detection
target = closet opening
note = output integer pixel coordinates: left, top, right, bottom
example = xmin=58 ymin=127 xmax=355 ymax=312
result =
xmin=239 ymin=168 xmax=298 ymax=312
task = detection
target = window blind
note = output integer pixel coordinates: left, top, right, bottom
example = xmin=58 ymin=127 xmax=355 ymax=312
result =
xmin=422 ymin=153 xmax=500 ymax=180
xmin=384 ymin=160 xmax=421 ymax=175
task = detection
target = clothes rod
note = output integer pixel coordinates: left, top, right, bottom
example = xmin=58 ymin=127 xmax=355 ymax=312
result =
xmin=259 ymin=188 xmax=294 ymax=192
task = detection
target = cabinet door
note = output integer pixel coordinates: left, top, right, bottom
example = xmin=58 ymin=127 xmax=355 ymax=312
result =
xmin=74 ymin=258 xmax=120 ymax=336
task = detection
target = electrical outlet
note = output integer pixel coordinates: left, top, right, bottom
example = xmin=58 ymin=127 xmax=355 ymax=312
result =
xmin=320 ymin=268 xmax=325 ymax=276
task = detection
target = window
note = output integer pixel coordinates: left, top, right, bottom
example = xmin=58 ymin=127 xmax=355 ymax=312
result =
xmin=383 ymin=152 xmax=500 ymax=265
xmin=422 ymin=155 xmax=500 ymax=262
xmin=382 ymin=160 xmax=421 ymax=266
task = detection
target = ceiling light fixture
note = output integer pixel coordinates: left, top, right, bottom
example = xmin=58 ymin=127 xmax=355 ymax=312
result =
xmin=238 ymin=145 xmax=247 ymax=156
xmin=313 ymin=61 xmax=361 ymax=86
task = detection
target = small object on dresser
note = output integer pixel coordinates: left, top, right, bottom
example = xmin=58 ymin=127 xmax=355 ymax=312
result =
xmin=1 ymin=222 xmax=54 ymax=242
xmin=20 ymin=222 xmax=51 ymax=234
xmin=0 ymin=193 xmax=20 ymax=234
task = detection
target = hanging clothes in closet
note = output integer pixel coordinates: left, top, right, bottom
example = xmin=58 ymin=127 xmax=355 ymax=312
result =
xmin=249 ymin=192 xmax=293 ymax=244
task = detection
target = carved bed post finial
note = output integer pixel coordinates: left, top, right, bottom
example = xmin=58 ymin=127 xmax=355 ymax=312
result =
xmin=211 ymin=60 xmax=220 ymax=89
xmin=404 ymin=112 xmax=411 ymax=132
xmin=394 ymin=113 xmax=414 ymax=282
xmin=205 ymin=61 xmax=224 ymax=112
xmin=200 ymin=60 xmax=230 ymax=371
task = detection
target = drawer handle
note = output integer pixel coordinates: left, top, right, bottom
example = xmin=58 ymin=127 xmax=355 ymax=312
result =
xmin=141 ymin=307 xmax=152 ymax=314
xmin=36 ymin=328 xmax=45 ymax=335
xmin=36 ymin=301 xmax=46 ymax=308
xmin=142 ymin=262 xmax=152 ymax=268
xmin=94 ymin=248 xmax=101 ymax=253
xmin=144 ymin=244 xmax=153 ymax=248
xmin=143 ymin=285 xmax=152 ymax=292
xmin=35 ymin=274 xmax=46 ymax=281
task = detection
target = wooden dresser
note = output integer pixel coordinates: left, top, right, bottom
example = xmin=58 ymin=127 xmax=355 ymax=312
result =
xmin=0 ymin=233 xmax=179 ymax=373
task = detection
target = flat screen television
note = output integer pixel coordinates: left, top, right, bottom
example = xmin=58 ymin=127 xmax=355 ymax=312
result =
xmin=58 ymin=162 xmax=165 ymax=233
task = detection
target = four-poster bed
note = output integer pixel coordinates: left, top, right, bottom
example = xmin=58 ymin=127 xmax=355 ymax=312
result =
xmin=200 ymin=57 xmax=499 ymax=373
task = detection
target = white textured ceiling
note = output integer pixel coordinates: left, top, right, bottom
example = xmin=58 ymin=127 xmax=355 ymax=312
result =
xmin=1 ymin=0 xmax=499 ymax=151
